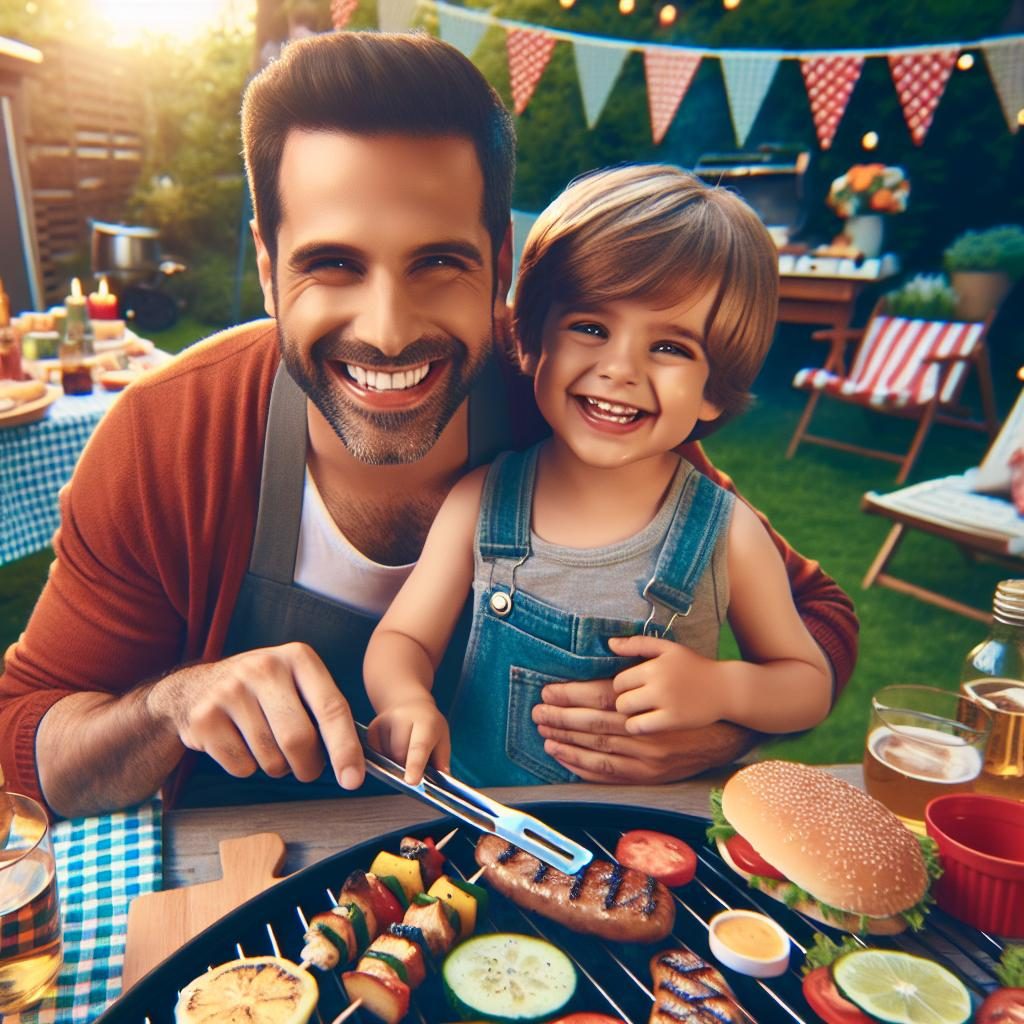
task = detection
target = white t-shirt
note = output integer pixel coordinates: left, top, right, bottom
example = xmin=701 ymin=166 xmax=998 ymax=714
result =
xmin=294 ymin=469 xmax=415 ymax=617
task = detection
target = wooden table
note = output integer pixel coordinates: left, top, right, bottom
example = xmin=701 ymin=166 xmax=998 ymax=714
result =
xmin=163 ymin=764 xmax=864 ymax=888
xmin=778 ymin=273 xmax=875 ymax=335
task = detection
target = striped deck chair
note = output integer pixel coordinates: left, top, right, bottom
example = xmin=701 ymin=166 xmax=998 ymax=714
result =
xmin=786 ymin=301 xmax=999 ymax=483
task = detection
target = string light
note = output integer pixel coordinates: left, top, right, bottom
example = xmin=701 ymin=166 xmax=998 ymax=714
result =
xmin=956 ymin=53 xmax=974 ymax=71
xmin=861 ymin=131 xmax=879 ymax=150
xmin=619 ymin=0 xmax=635 ymax=14
xmin=1018 ymin=108 xmax=1024 ymax=128
xmin=559 ymin=0 xmax=576 ymax=8
xmin=658 ymin=3 xmax=677 ymax=25
xmin=723 ymin=0 xmax=741 ymax=9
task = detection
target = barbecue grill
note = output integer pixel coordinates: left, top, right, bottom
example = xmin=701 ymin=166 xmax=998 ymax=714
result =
xmin=695 ymin=146 xmax=813 ymax=249
xmin=95 ymin=803 xmax=1007 ymax=1024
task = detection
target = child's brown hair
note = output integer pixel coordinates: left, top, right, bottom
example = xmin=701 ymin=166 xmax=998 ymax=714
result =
xmin=513 ymin=164 xmax=778 ymax=436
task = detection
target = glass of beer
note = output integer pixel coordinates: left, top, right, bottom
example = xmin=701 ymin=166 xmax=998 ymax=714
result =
xmin=863 ymin=684 xmax=992 ymax=834
xmin=961 ymin=679 xmax=1024 ymax=799
xmin=0 ymin=793 xmax=63 ymax=1012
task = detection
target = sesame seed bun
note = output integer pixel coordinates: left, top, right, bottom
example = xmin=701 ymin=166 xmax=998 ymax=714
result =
xmin=720 ymin=761 xmax=928 ymax=932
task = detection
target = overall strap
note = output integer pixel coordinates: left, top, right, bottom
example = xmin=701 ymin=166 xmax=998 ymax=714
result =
xmin=643 ymin=468 xmax=734 ymax=625
xmin=476 ymin=443 xmax=540 ymax=561
xmin=248 ymin=362 xmax=308 ymax=584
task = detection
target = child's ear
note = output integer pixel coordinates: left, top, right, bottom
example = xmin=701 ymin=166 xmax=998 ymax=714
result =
xmin=518 ymin=347 xmax=538 ymax=375
xmin=697 ymin=397 xmax=723 ymax=423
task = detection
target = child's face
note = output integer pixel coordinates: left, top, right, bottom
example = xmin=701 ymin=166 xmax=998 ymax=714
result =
xmin=532 ymin=288 xmax=722 ymax=470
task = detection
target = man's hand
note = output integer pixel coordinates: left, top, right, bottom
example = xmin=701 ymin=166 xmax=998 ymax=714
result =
xmin=366 ymin=698 xmax=450 ymax=785
xmin=532 ymin=676 xmax=757 ymax=783
xmin=147 ymin=642 xmax=365 ymax=790
xmin=608 ymin=634 xmax=726 ymax=732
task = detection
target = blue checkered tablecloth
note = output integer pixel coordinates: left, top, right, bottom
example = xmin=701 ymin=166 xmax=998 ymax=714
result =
xmin=0 ymin=392 xmax=119 ymax=566
xmin=1 ymin=800 xmax=162 ymax=1023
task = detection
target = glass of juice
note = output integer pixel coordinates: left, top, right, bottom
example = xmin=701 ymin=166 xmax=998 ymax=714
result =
xmin=863 ymin=684 xmax=992 ymax=835
xmin=0 ymin=793 xmax=63 ymax=1012
xmin=961 ymin=678 xmax=1024 ymax=799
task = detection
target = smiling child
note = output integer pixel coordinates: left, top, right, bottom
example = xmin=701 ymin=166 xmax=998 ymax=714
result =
xmin=362 ymin=165 xmax=832 ymax=786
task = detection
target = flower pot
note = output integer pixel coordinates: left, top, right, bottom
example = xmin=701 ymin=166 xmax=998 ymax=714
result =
xmin=951 ymin=270 xmax=1012 ymax=321
xmin=843 ymin=215 xmax=884 ymax=258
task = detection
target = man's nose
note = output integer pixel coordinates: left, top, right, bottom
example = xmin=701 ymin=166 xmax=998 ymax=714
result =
xmin=351 ymin=272 xmax=423 ymax=359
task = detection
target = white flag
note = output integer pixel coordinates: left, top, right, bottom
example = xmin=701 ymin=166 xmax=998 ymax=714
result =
xmin=438 ymin=5 xmax=490 ymax=60
xmin=720 ymin=53 xmax=779 ymax=146
xmin=378 ymin=0 xmax=419 ymax=32
xmin=983 ymin=37 xmax=1024 ymax=134
xmin=573 ymin=39 xmax=631 ymax=129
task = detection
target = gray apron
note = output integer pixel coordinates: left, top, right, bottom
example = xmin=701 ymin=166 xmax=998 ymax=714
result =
xmin=179 ymin=357 xmax=511 ymax=805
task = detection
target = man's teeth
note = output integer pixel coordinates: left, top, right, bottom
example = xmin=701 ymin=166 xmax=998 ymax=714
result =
xmin=584 ymin=396 xmax=642 ymax=423
xmin=346 ymin=363 xmax=430 ymax=391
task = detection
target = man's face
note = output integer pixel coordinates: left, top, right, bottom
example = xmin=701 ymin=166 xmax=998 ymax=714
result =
xmin=254 ymin=132 xmax=500 ymax=464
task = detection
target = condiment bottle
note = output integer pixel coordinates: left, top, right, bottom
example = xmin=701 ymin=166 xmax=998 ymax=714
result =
xmin=60 ymin=278 xmax=92 ymax=395
xmin=0 ymin=276 xmax=25 ymax=381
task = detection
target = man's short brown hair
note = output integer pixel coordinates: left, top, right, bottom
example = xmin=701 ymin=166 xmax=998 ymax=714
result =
xmin=241 ymin=32 xmax=515 ymax=267
xmin=513 ymin=165 xmax=778 ymax=435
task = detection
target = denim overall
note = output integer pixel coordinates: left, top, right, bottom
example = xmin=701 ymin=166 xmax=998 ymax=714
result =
xmin=448 ymin=443 xmax=734 ymax=787
xmin=178 ymin=359 xmax=510 ymax=805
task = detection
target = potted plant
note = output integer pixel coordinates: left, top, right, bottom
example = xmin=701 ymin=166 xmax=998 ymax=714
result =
xmin=884 ymin=274 xmax=958 ymax=320
xmin=826 ymin=164 xmax=909 ymax=258
xmin=943 ymin=225 xmax=1024 ymax=321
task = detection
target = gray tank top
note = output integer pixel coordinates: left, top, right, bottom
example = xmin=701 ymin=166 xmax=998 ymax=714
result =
xmin=472 ymin=457 xmax=731 ymax=657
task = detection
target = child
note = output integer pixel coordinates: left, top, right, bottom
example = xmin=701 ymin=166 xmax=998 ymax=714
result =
xmin=363 ymin=165 xmax=832 ymax=786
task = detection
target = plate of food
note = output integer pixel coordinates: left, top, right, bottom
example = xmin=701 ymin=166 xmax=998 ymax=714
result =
xmin=94 ymin=784 xmax=1009 ymax=1024
xmin=0 ymin=380 xmax=60 ymax=428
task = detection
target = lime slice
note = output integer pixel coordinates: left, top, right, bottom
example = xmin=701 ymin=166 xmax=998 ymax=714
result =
xmin=832 ymin=950 xmax=971 ymax=1024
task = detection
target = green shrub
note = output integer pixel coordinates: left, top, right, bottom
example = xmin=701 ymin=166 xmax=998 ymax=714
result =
xmin=884 ymin=273 xmax=958 ymax=320
xmin=943 ymin=225 xmax=1024 ymax=280
xmin=173 ymin=251 xmax=265 ymax=327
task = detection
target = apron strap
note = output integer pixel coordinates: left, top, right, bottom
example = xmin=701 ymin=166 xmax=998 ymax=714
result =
xmin=249 ymin=362 xmax=308 ymax=584
xmin=643 ymin=469 xmax=734 ymax=620
xmin=477 ymin=443 xmax=539 ymax=561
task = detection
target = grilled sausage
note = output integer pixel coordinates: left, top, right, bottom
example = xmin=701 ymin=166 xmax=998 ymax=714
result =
xmin=475 ymin=835 xmax=675 ymax=943
xmin=648 ymin=950 xmax=745 ymax=1024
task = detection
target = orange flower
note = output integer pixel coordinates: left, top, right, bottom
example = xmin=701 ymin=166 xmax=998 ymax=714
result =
xmin=869 ymin=188 xmax=895 ymax=212
xmin=849 ymin=164 xmax=884 ymax=191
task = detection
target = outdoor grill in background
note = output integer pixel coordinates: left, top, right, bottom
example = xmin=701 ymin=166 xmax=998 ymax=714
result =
xmin=94 ymin=803 xmax=1007 ymax=1024
xmin=695 ymin=145 xmax=813 ymax=250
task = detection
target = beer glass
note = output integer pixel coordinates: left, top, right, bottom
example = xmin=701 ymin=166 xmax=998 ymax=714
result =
xmin=0 ymin=793 xmax=63 ymax=1012
xmin=863 ymin=684 xmax=992 ymax=834
xmin=961 ymin=679 xmax=1024 ymax=799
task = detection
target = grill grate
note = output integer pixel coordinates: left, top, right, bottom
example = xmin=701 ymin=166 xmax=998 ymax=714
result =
xmin=98 ymin=803 xmax=1007 ymax=1024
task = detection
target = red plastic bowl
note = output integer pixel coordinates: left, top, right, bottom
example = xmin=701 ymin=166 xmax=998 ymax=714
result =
xmin=925 ymin=793 xmax=1024 ymax=938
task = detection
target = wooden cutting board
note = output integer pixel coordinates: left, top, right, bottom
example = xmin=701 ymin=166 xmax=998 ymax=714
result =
xmin=122 ymin=832 xmax=289 ymax=989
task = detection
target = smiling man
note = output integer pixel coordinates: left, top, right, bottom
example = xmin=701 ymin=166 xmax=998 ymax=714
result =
xmin=0 ymin=33 xmax=857 ymax=816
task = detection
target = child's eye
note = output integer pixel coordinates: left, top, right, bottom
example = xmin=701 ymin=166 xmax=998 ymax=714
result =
xmin=569 ymin=321 xmax=607 ymax=338
xmin=652 ymin=340 xmax=695 ymax=358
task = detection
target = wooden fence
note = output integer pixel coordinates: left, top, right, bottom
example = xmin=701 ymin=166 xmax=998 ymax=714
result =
xmin=25 ymin=40 xmax=145 ymax=305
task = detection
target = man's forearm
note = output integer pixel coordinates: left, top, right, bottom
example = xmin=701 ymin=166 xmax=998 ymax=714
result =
xmin=36 ymin=685 xmax=185 ymax=817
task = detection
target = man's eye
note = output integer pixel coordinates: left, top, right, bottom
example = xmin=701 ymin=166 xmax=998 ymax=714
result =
xmin=569 ymin=321 xmax=606 ymax=338
xmin=416 ymin=255 xmax=466 ymax=271
xmin=308 ymin=257 xmax=360 ymax=274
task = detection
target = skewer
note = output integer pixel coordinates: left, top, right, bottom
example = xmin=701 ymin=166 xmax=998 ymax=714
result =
xmin=330 ymin=999 xmax=363 ymax=1024
xmin=435 ymin=826 xmax=458 ymax=851
xmin=468 ymin=866 xmax=486 ymax=884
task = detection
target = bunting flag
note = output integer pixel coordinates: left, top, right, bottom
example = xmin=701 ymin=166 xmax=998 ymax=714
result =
xmin=643 ymin=49 xmax=701 ymax=144
xmin=330 ymin=0 xmax=358 ymax=29
xmin=982 ymin=36 xmax=1024 ymax=133
xmin=438 ymin=5 xmax=490 ymax=59
xmin=378 ymin=0 xmax=419 ymax=32
xmin=801 ymin=56 xmax=864 ymax=150
xmin=507 ymin=29 xmax=557 ymax=115
xmin=889 ymin=48 xmax=959 ymax=145
xmin=573 ymin=39 xmax=631 ymax=128
xmin=720 ymin=53 xmax=780 ymax=146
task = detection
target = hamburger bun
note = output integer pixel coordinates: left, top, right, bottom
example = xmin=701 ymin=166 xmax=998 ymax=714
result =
xmin=720 ymin=761 xmax=928 ymax=934
xmin=0 ymin=379 xmax=47 ymax=404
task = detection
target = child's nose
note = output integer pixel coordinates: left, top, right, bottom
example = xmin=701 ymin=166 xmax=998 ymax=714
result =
xmin=597 ymin=343 xmax=640 ymax=386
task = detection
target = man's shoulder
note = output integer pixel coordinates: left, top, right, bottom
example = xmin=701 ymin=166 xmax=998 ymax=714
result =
xmin=141 ymin=319 xmax=278 ymax=389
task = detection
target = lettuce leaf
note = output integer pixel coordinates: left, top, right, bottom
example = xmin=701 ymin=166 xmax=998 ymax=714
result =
xmin=996 ymin=945 xmax=1024 ymax=988
xmin=705 ymin=788 xmax=736 ymax=844
xmin=801 ymin=932 xmax=861 ymax=975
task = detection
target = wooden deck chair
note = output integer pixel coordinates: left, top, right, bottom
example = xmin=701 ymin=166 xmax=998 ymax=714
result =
xmin=786 ymin=301 xmax=999 ymax=483
xmin=861 ymin=384 xmax=1024 ymax=622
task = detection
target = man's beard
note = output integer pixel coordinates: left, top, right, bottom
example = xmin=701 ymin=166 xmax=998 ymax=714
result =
xmin=278 ymin=325 xmax=492 ymax=464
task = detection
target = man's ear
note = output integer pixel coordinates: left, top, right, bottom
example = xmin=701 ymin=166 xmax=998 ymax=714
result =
xmin=493 ymin=220 xmax=513 ymax=320
xmin=251 ymin=220 xmax=276 ymax=319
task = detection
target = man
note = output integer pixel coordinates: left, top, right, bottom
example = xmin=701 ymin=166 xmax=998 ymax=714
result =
xmin=0 ymin=33 xmax=857 ymax=818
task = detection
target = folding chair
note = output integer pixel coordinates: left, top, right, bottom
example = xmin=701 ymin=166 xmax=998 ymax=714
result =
xmin=861 ymin=385 xmax=1024 ymax=622
xmin=786 ymin=301 xmax=999 ymax=483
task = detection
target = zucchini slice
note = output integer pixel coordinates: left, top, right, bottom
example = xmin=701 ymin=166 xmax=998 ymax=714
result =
xmin=442 ymin=933 xmax=577 ymax=1023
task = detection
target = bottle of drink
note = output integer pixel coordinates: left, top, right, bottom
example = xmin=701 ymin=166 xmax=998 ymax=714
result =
xmin=961 ymin=579 xmax=1024 ymax=798
xmin=59 ymin=293 xmax=92 ymax=396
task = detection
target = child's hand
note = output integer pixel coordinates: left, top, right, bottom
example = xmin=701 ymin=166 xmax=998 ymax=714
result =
xmin=608 ymin=635 xmax=725 ymax=733
xmin=366 ymin=698 xmax=451 ymax=785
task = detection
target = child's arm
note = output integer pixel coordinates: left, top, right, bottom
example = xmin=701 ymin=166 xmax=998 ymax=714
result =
xmin=363 ymin=467 xmax=487 ymax=783
xmin=610 ymin=500 xmax=832 ymax=735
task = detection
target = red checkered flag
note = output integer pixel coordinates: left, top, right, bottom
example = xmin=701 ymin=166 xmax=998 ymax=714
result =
xmin=801 ymin=56 xmax=863 ymax=150
xmin=506 ymin=29 xmax=557 ymax=116
xmin=644 ymin=49 xmax=701 ymax=145
xmin=331 ymin=0 xmax=358 ymax=28
xmin=889 ymin=48 xmax=958 ymax=145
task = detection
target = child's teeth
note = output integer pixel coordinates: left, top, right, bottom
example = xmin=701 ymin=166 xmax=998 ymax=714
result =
xmin=585 ymin=396 xmax=641 ymax=422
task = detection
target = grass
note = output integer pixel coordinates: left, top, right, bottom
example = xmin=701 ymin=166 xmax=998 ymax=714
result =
xmin=1 ymin=317 xmax=1018 ymax=766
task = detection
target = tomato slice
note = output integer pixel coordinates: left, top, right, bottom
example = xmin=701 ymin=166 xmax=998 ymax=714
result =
xmin=802 ymin=966 xmax=875 ymax=1024
xmin=723 ymin=834 xmax=787 ymax=881
xmin=420 ymin=836 xmax=446 ymax=888
xmin=975 ymin=988 xmax=1024 ymax=1024
xmin=615 ymin=829 xmax=697 ymax=887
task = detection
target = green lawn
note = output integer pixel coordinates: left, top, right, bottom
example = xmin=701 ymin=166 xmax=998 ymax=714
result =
xmin=1 ymin=316 xmax=1017 ymax=766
